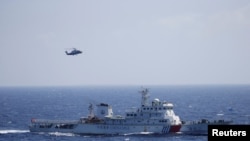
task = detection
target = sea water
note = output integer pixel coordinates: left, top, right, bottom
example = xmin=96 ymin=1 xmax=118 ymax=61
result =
xmin=0 ymin=85 xmax=250 ymax=141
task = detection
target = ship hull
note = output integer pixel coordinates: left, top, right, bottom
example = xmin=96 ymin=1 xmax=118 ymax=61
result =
xmin=180 ymin=119 xmax=233 ymax=135
xmin=29 ymin=123 xmax=181 ymax=135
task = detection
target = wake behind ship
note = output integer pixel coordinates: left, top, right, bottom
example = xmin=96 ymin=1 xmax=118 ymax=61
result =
xmin=29 ymin=88 xmax=182 ymax=135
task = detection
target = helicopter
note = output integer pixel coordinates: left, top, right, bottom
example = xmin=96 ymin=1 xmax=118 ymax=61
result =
xmin=65 ymin=48 xmax=82 ymax=55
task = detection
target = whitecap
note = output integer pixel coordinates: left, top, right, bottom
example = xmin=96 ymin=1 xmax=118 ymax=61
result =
xmin=48 ymin=132 xmax=76 ymax=137
xmin=0 ymin=130 xmax=29 ymax=134
xmin=124 ymin=138 xmax=130 ymax=141
xmin=123 ymin=132 xmax=153 ymax=136
xmin=216 ymin=113 xmax=224 ymax=116
xmin=139 ymin=132 xmax=154 ymax=135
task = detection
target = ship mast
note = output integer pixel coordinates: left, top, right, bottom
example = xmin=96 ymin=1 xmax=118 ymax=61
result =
xmin=139 ymin=87 xmax=150 ymax=106
xmin=88 ymin=103 xmax=94 ymax=118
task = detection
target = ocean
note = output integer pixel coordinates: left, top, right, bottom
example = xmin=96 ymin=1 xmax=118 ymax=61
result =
xmin=0 ymin=85 xmax=250 ymax=141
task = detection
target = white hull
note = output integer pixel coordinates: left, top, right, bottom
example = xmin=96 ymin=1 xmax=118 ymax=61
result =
xmin=30 ymin=123 xmax=179 ymax=135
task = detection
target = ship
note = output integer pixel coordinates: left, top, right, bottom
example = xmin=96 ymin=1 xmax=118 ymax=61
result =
xmin=29 ymin=88 xmax=182 ymax=135
xmin=180 ymin=118 xmax=233 ymax=135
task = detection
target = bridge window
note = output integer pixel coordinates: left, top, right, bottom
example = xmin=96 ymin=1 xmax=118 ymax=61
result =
xmin=39 ymin=124 xmax=53 ymax=128
xmin=159 ymin=120 xmax=168 ymax=123
xmin=55 ymin=124 xmax=75 ymax=129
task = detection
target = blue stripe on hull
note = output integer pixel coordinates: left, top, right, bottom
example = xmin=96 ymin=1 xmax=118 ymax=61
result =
xmin=161 ymin=126 xmax=170 ymax=134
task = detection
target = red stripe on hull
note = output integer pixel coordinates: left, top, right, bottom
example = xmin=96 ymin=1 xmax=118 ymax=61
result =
xmin=169 ymin=125 xmax=181 ymax=132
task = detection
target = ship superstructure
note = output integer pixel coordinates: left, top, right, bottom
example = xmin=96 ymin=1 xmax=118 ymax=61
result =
xmin=29 ymin=88 xmax=182 ymax=135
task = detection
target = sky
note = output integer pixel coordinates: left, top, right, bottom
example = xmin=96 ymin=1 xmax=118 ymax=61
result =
xmin=0 ymin=0 xmax=250 ymax=86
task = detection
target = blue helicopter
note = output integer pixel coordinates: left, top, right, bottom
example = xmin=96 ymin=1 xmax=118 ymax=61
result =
xmin=65 ymin=48 xmax=82 ymax=55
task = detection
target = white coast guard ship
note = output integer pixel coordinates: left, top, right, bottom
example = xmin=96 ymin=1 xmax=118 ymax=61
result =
xmin=29 ymin=88 xmax=182 ymax=135
xmin=180 ymin=118 xmax=233 ymax=135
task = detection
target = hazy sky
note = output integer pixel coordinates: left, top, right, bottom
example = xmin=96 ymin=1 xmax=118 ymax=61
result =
xmin=1 ymin=0 xmax=250 ymax=86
